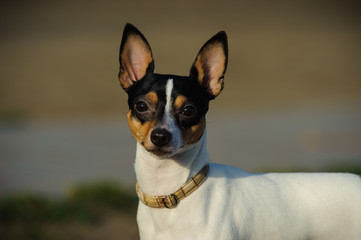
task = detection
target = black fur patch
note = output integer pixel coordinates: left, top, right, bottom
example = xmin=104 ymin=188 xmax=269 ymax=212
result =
xmin=126 ymin=73 xmax=210 ymax=129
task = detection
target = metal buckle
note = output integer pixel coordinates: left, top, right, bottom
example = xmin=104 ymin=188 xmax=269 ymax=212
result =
xmin=162 ymin=193 xmax=179 ymax=208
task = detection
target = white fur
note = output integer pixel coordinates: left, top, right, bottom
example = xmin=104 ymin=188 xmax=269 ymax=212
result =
xmin=163 ymin=79 xmax=181 ymax=150
xmin=154 ymin=78 xmax=183 ymax=154
xmin=134 ymin=130 xmax=361 ymax=240
xmin=164 ymin=79 xmax=173 ymax=118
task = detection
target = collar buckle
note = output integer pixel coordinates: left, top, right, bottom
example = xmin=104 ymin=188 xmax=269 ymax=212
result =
xmin=162 ymin=193 xmax=179 ymax=208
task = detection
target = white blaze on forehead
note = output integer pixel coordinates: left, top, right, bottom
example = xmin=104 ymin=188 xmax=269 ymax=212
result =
xmin=161 ymin=78 xmax=183 ymax=151
xmin=164 ymin=79 xmax=173 ymax=117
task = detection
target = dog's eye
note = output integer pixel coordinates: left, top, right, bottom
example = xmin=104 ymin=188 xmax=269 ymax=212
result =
xmin=181 ymin=105 xmax=196 ymax=117
xmin=135 ymin=101 xmax=149 ymax=112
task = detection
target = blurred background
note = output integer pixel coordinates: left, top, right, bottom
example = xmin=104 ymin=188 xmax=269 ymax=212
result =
xmin=1 ymin=0 xmax=360 ymax=239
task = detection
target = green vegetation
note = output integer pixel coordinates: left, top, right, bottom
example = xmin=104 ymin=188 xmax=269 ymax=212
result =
xmin=0 ymin=110 xmax=28 ymax=125
xmin=324 ymin=164 xmax=361 ymax=176
xmin=0 ymin=181 xmax=138 ymax=239
xmin=0 ymin=181 xmax=138 ymax=224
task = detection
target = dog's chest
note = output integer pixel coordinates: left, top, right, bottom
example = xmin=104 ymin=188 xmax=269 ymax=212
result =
xmin=136 ymin=169 xmax=242 ymax=240
xmin=136 ymin=191 xmax=223 ymax=240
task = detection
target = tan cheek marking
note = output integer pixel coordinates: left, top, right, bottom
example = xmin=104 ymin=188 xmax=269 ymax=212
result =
xmin=141 ymin=120 xmax=158 ymax=148
xmin=127 ymin=110 xmax=142 ymax=142
xmin=182 ymin=117 xmax=206 ymax=145
xmin=145 ymin=92 xmax=158 ymax=106
xmin=174 ymin=95 xmax=187 ymax=110
xmin=127 ymin=110 xmax=157 ymax=147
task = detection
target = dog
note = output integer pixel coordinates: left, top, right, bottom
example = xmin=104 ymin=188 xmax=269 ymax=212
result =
xmin=118 ymin=23 xmax=361 ymax=240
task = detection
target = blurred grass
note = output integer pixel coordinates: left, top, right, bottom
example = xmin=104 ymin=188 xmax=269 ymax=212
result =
xmin=0 ymin=110 xmax=28 ymax=126
xmin=0 ymin=181 xmax=139 ymax=240
xmin=324 ymin=165 xmax=361 ymax=175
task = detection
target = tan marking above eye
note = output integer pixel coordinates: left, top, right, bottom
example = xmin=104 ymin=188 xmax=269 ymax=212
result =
xmin=145 ymin=91 xmax=158 ymax=106
xmin=174 ymin=95 xmax=187 ymax=110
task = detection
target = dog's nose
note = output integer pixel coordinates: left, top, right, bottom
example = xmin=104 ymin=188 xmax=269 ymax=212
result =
xmin=151 ymin=129 xmax=172 ymax=147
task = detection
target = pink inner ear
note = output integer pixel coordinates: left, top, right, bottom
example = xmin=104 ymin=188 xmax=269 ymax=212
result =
xmin=127 ymin=42 xmax=151 ymax=81
xmin=206 ymin=47 xmax=225 ymax=77
xmin=120 ymin=35 xmax=152 ymax=88
xmin=201 ymin=44 xmax=226 ymax=96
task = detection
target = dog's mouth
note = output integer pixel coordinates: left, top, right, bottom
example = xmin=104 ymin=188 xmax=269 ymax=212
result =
xmin=140 ymin=140 xmax=175 ymax=157
xmin=145 ymin=144 xmax=185 ymax=157
xmin=148 ymin=147 xmax=174 ymax=157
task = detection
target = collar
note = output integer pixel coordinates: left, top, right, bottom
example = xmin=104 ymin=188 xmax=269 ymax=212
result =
xmin=136 ymin=164 xmax=209 ymax=209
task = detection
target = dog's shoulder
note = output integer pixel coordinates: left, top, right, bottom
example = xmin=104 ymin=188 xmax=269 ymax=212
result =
xmin=206 ymin=163 xmax=361 ymax=204
xmin=208 ymin=162 xmax=361 ymax=187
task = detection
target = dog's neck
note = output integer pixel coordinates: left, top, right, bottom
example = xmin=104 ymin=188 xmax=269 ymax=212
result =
xmin=134 ymin=130 xmax=209 ymax=196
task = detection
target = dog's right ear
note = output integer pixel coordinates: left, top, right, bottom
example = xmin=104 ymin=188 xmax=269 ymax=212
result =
xmin=118 ymin=23 xmax=154 ymax=91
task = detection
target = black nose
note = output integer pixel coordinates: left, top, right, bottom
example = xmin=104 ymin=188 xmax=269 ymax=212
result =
xmin=151 ymin=129 xmax=172 ymax=147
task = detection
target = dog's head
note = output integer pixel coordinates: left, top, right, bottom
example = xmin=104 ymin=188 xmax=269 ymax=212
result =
xmin=119 ymin=23 xmax=228 ymax=157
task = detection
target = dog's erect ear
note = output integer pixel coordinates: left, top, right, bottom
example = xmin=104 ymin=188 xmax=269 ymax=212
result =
xmin=190 ymin=31 xmax=228 ymax=99
xmin=119 ymin=23 xmax=154 ymax=90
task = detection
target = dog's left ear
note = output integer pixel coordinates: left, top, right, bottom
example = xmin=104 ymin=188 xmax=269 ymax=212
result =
xmin=118 ymin=23 xmax=154 ymax=91
xmin=190 ymin=31 xmax=228 ymax=99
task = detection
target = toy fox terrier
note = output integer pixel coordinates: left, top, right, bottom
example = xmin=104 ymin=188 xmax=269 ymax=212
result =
xmin=118 ymin=23 xmax=361 ymax=240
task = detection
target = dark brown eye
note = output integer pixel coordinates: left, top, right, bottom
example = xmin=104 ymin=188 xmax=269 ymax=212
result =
xmin=181 ymin=105 xmax=196 ymax=117
xmin=135 ymin=101 xmax=148 ymax=112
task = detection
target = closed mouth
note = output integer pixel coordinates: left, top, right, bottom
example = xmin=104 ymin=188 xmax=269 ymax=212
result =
xmin=147 ymin=144 xmax=187 ymax=157
xmin=149 ymin=148 xmax=173 ymax=156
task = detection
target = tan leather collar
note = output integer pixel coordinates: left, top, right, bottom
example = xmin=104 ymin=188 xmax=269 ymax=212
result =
xmin=136 ymin=164 xmax=209 ymax=209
